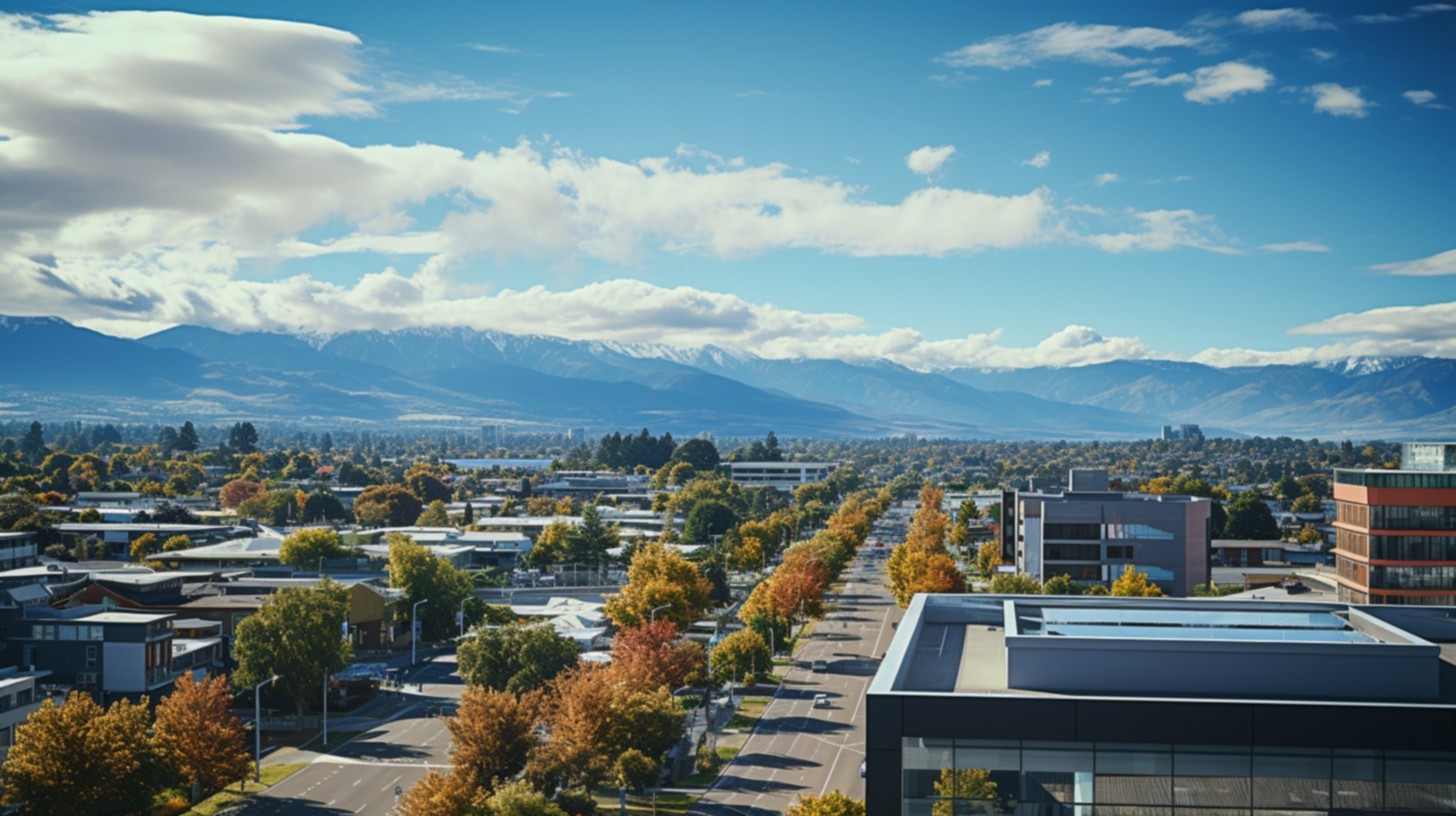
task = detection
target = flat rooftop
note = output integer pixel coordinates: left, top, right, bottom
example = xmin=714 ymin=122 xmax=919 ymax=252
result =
xmin=874 ymin=595 xmax=1456 ymax=705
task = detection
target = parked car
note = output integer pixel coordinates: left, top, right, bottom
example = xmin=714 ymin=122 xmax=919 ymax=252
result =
xmin=811 ymin=659 xmax=828 ymax=673
xmin=814 ymin=693 xmax=831 ymax=708
xmin=860 ymin=759 xmax=866 ymax=777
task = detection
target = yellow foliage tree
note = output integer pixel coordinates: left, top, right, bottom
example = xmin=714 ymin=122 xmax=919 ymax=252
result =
xmin=604 ymin=540 xmax=714 ymax=628
xmin=154 ymin=673 xmax=251 ymax=802
xmin=786 ymin=790 xmax=867 ymax=816
xmin=1110 ymin=564 xmax=1164 ymax=597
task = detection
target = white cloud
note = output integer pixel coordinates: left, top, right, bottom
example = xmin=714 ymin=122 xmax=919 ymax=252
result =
xmin=938 ymin=22 xmax=1199 ymax=70
xmin=1080 ymin=209 xmax=1236 ymax=254
xmin=1235 ymin=8 xmax=1334 ymax=30
xmin=1308 ymin=82 xmax=1374 ymax=117
xmin=1123 ymin=68 xmax=1192 ymax=87
xmin=468 ymin=43 xmax=522 ymax=54
xmin=1305 ymin=47 xmax=1336 ymax=63
xmin=1356 ymin=3 xmax=1454 ymax=23
xmin=1372 ymin=248 xmax=1456 ymax=276
xmin=1289 ymin=300 xmax=1456 ymax=344
xmin=1021 ymin=150 xmax=1051 ymax=168
xmin=906 ymin=144 xmax=957 ymax=176
xmin=1033 ymin=78 xmax=1054 ymax=87
xmin=1262 ymin=241 xmax=1330 ymax=252
xmin=1094 ymin=172 xmax=1121 ymax=186
xmin=1403 ymin=89 xmax=1440 ymax=106
xmin=1184 ymin=62 xmax=1274 ymax=103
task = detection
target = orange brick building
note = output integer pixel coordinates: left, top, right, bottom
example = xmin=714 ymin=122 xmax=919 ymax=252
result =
xmin=1334 ymin=442 xmax=1456 ymax=605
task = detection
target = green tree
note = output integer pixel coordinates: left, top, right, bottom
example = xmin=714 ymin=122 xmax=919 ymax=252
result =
xmin=1291 ymin=494 xmax=1323 ymax=514
xmin=613 ymin=748 xmax=658 ymax=794
xmin=388 ymin=534 xmax=473 ymax=640
xmin=233 ymin=580 xmax=353 ymax=721
xmin=1042 ymin=573 xmax=1081 ymax=595
xmin=20 ymin=421 xmax=47 ymax=462
xmin=457 ymin=623 xmax=580 ymax=693
xmin=786 ymin=791 xmax=867 ymax=816
xmin=177 ymin=421 xmax=200 ymax=452
xmin=280 ymin=528 xmax=351 ymax=570
xmin=1223 ymin=492 xmax=1281 ymax=540
xmin=527 ymin=520 xmax=573 ymax=568
xmin=462 ymin=501 xmax=475 ymax=526
xmin=227 ymin=421 xmax=258 ymax=454
xmin=683 ymin=499 xmax=737 ymax=544
xmin=568 ymin=505 xmax=618 ymax=564
xmin=1273 ymin=475 xmax=1302 ymax=501
xmin=1296 ymin=525 xmax=1325 ymax=545
xmin=670 ymin=438 xmax=721 ymax=471
xmin=417 ymin=499 xmax=453 ymax=527
xmin=1110 ymin=565 xmax=1164 ymax=597
xmin=989 ymin=573 xmax=1043 ymax=595
xmin=710 ymin=628 xmax=770 ymax=684
xmin=975 ymin=540 xmax=1003 ymax=581
xmin=354 ymin=484 xmax=423 ymax=527
xmin=301 ymin=491 xmax=348 ymax=523
xmin=237 ymin=488 xmax=297 ymax=526
xmin=485 ymin=779 xmax=564 ymax=816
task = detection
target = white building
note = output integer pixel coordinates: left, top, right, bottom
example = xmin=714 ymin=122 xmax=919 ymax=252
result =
xmin=728 ymin=461 xmax=837 ymax=491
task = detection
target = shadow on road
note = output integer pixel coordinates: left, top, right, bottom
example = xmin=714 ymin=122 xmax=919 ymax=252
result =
xmin=756 ymin=715 xmax=851 ymax=735
xmin=337 ymin=739 xmax=433 ymax=761
xmin=691 ymin=803 xmax=789 ymax=816
xmin=708 ymin=775 xmax=806 ymax=794
xmin=731 ymin=751 xmax=820 ymax=770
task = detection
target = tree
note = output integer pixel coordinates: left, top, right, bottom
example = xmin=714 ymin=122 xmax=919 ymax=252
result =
xmin=446 ymin=686 xmax=539 ymax=791
xmin=1223 ymin=492 xmax=1280 ymax=540
xmin=233 ymin=580 xmax=353 ymax=721
xmin=568 ymin=505 xmax=618 ymax=564
xmin=162 ymin=534 xmax=192 ymax=553
xmin=710 ymin=629 xmax=770 ymax=684
xmin=1296 ymin=525 xmax=1325 ymax=545
xmin=388 ymin=535 xmax=474 ymax=640
xmin=418 ymin=499 xmax=453 ymax=527
xmin=237 ymin=489 xmax=297 ymax=526
xmin=20 ymin=420 xmax=47 ymax=462
xmin=280 ymin=528 xmax=351 ymax=570
xmin=2 ymin=693 xmax=161 ymax=816
xmin=609 ymin=619 xmax=705 ymax=691
xmin=1273 ymin=475 xmax=1302 ymax=501
xmin=154 ymin=674 xmax=250 ymax=802
xmin=355 ymin=484 xmax=424 ymax=527
xmin=988 ymin=573 xmax=1043 ymax=594
xmin=683 ymin=499 xmax=737 ymax=544
xmin=220 ymin=478 xmax=265 ymax=510
xmin=130 ymin=532 xmax=159 ymax=561
xmin=407 ymin=470 xmax=453 ymax=504
xmin=486 ymin=780 xmax=564 ymax=816
xmin=228 ymin=421 xmax=258 ymax=454
xmin=786 ymin=791 xmax=867 ymax=816
xmin=933 ymin=767 xmax=997 ymax=816
xmin=528 ymin=520 xmax=574 ymax=568
xmin=301 ymin=491 xmax=348 ymax=523
xmin=613 ymin=749 xmax=658 ymax=794
xmin=177 ymin=421 xmax=200 ymax=452
xmin=1291 ymin=494 xmax=1323 ymax=514
xmin=400 ymin=770 xmax=485 ymax=816
xmin=1110 ymin=565 xmax=1164 ymax=597
xmin=975 ymin=540 xmax=1002 ymax=580
xmin=457 ymin=624 xmax=580 ymax=693
xmin=1042 ymin=573 xmax=1081 ymax=595
xmin=670 ymin=438 xmax=720 ymax=471
xmin=462 ymin=501 xmax=475 ymax=526
xmin=604 ymin=541 xmax=715 ymax=629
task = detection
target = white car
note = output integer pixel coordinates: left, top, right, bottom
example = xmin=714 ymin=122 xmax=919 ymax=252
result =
xmin=813 ymin=693 xmax=831 ymax=708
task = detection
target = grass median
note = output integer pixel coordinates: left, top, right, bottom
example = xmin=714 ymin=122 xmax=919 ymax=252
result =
xmin=179 ymin=763 xmax=310 ymax=816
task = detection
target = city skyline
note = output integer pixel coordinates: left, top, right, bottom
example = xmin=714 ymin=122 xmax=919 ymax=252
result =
xmin=1 ymin=1 xmax=1452 ymax=369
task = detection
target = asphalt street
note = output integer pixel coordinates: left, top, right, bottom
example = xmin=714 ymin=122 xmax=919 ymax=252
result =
xmin=691 ymin=503 xmax=910 ymax=816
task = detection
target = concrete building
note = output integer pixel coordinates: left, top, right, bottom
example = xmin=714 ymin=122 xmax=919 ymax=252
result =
xmin=728 ymin=461 xmax=837 ymax=491
xmin=867 ymin=594 xmax=1456 ymax=816
xmin=0 ymin=532 xmax=38 ymax=572
xmin=0 ymin=607 xmax=178 ymax=700
xmin=1333 ymin=441 xmax=1456 ymax=605
xmin=1013 ymin=469 xmax=1212 ymax=596
xmin=0 ymin=667 xmax=52 ymax=760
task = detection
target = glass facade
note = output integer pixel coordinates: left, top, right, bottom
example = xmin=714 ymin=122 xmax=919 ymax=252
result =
xmin=1335 ymin=471 xmax=1456 ymax=489
xmin=901 ymin=738 xmax=1456 ymax=816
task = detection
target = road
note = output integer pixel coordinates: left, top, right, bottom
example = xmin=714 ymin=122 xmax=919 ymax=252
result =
xmin=691 ymin=503 xmax=910 ymax=815
xmin=236 ymin=659 xmax=465 ymax=816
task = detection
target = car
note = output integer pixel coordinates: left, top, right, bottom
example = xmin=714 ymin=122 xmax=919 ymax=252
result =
xmin=813 ymin=693 xmax=831 ymax=708
xmin=860 ymin=759 xmax=866 ymax=777
xmin=811 ymin=659 xmax=828 ymax=673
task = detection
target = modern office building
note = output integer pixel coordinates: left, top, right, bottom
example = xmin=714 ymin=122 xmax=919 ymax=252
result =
xmin=867 ymin=594 xmax=1456 ymax=816
xmin=1333 ymin=441 xmax=1456 ymax=605
xmin=728 ymin=461 xmax=837 ymax=491
xmin=1013 ymin=469 xmax=1211 ymax=596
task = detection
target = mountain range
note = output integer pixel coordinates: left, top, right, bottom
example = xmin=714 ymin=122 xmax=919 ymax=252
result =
xmin=1 ymin=315 xmax=1453 ymax=440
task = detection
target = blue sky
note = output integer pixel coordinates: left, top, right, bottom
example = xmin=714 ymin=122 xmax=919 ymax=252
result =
xmin=0 ymin=1 xmax=1452 ymax=367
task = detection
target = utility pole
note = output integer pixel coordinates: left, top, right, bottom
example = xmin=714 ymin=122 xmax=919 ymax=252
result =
xmin=411 ymin=599 xmax=429 ymax=667
xmin=254 ymin=674 xmax=279 ymax=783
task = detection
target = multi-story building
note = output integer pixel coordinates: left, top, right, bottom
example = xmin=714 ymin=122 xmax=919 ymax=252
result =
xmin=1013 ymin=469 xmax=1211 ymax=596
xmin=1334 ymin=441 xmax=1456 ymax=605
xmin=728 ymin=461 xmax=837 ymax=491
xmin=867 ymin=594 xmax=1456 ymax=816
xmin=0 ymin=666 xmax=52 ymax=760
xmin=1 ymin=607 xmax=178 ymax=701
xmin=0 ymin=532 xmax=38 ymax=572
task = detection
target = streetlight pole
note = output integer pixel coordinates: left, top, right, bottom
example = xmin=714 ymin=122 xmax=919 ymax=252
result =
xmin=411 ymin=599 xmax=429 ymax=667
xmin=648 ymin=603 xmax=671 ymax=624
xmin=322 ymin=668 xmax=329 ymax=744
xmin=254 ymin=674 xmax=279 ymax=783
xmin=458 ymin=595 xmax=469 ymax=638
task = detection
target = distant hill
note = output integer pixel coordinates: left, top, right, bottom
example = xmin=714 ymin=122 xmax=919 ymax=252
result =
xmin=0 ymin=315 xmax=1451 ymax=439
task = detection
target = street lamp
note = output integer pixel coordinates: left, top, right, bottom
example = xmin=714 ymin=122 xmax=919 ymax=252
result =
xmin=648 ymin=603 xmax=671 ymax=624
xmin=411 ymin=599 xmax=430 ymax=667
xmin=254 ymin=674 xmax=279 ymax=783
xmin=458 ymin=595 xmax=469 ymax=638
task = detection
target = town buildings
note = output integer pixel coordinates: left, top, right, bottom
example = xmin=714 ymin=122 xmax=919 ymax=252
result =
xmin=728 ymin=461 xmax=837 ymax=491
xmin=868 ymin=594 xmax=1456 ymax=816
xmin=1007 ymin=469 xmax=1212 ymax=596
xmin=1334 ymin=441 xmax=1456 ymax=605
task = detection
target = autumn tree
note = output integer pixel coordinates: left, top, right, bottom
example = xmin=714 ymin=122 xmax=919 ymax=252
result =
xmin=130 ymin=531 xmax=159 ymax=561
xmin=233 ymin=579 xmax=353 ymax=721
xmin=399 ymin=770 xmax=486 ymax=816
xmin=1291 ymin=494 xmax=1323 ymax=514
xmin=417 ymin=499 xmax=453 ymax=527
xmin=609 ymin=618 xmax=706 ymax=691
xmin=988 ymin=573 xmax=1043 ymax=595
xmin=279 ymin=528 xmax=352 ymax=570
xmin=486 ymin=780 xmax=564 ymax=816
xmin=154 ymin=673 xmax=250 ymax=802
xmin=933 ymin=767 xmax=998 ymax=816
xmin=604 ymin=540 xmax=715 ymax=629
xmin=710 ymin=628 xmax=771 ymax=685
xmin=446 ymin=686 xmax=540 ymax=791
xmin=388 ymin=534 xmax=473 ymax=639
xmin=1042 ymin=573 xmax=1081 ymax=595
xmin=975 ymin=540 xmax=1002 ymax=580
xmin=1296 ymin=525 xmax=1325 ymax=545
xmin=1110 ymin=565 xmax=1164 ymax=597
xmin=2 ymin=693 xmax=161 ymax=816
xmin=527 ymin=520 xmax=573 ymax=567
xmin=457 ymin=623 xmax=580 ymax=693
xmin=354 ymin=484 xmax=423 ymax=527
xmin=786 ymin=791 xmax=867 ymax=816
